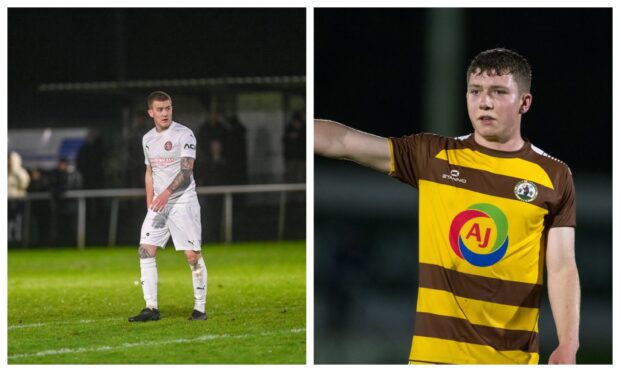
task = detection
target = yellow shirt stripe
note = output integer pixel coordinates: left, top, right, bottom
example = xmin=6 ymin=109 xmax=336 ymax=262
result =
xmin=410 ymin=336 xmax=539 ymax=364
xmin=418 ymin=180 xmax=547 ymax=285
xmin=387 ymin=138 xmax=396 ymax=175
xmin=417 ymin=287 xmax=539 ymax=332
xmin=435 ymin=148 xmax=554 ymax=189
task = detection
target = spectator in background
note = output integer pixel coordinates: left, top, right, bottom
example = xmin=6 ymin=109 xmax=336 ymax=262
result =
xmin=8 ymin=151 xmax=30 ymax=197
xmin=76 ymin=129 xmax=107 ymax=243
xmin=204 ymin=139 xmax=229 ymax=186
xmin=197 ymin=111 xmax=229 ymax=185
xmin=282 ymin=111 xmax=306 ymax=182
xmin=27 ymin=167 xmax=49 ymax=192
xmin=198 ymin=111 xmax=229 ymax=164
xmin=49 ymin=157 xmax=83 ymax=195
xmin=48 ymin=157 xmax=83 ymax=246
xmin=26 ymin=167 xmax=50 ymax=246
xmin=76 ymin=130 xmax=105 ymax=189
xmin=125 ymin=115 xmax=153 ymax=188
xmin=8 ymin=151 xmax=30 ymax=246
xmin=226 ymin=115 xmax=248 ymax=185
xmin=203 ymin=139 xmax=230 ymax=242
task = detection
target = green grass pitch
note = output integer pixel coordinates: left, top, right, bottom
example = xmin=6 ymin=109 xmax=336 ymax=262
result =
xmin=8 ymin=242 xmax=306 ymax=364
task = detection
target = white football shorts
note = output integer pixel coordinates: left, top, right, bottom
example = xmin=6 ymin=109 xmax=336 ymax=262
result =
xmin=139 ymin=199 xmax=202 ymax=251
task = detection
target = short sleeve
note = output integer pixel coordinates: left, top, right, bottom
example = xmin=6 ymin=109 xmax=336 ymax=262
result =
xmin=547 ymin=166 xmax=576 ymax=228
xmin=389 ymin=133 xmax=444 ymax=189
xmin=180 ymin=130 xmax=197 ymax=159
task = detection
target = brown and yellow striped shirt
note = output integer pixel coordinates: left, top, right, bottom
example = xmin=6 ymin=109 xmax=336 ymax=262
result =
xmin=389 ymin=133 xmax=576 ymax=364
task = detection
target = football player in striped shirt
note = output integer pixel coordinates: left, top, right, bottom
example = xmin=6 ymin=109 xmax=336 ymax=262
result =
xmin=315 ymin=48 xmax=579 ymax=364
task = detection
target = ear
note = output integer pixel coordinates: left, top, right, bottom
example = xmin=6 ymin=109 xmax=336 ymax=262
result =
xmin=519 ymin=93 xmax=533 ymax=114
xmin=147 ymin=108 xmax=154 ymax=119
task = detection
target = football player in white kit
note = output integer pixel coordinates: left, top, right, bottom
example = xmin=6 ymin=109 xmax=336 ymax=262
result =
xmin=129 ymin=91 xmax=207 ymax=322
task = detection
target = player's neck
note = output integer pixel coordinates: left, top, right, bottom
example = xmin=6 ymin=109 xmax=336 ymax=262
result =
xmin=154 ymin=122 xmax=173 ymax=133
xmin=473 ymin=131 xmax=525 ymax=152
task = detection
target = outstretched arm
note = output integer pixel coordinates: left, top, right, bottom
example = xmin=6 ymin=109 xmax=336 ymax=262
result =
xmin=314 ymin=119 xmax=392 ymax=173
xmin=150 ymin=157 xmax=194 ymax=212
xmin=546 ymin=226 xmax=580 ymax=364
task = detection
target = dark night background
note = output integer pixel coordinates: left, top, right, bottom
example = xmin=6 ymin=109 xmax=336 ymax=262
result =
xmin=315 ymin=8 xmax=612 ymax=364
xmin=8 ymin=8 xmax=306 ymax=247
xmin=9 ymin=8 xmax=305 ymax=126
xmin=316 ymin=8 xmax=611 ymax=168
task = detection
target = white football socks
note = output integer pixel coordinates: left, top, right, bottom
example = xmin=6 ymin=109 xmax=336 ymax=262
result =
xmin=190 ymin=256 xmax=208 ymax=313
xmin=140 ymin=257 xmax=158 ymax=310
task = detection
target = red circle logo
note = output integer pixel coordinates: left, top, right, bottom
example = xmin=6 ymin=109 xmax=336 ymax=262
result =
xmin=164 ymin=141 xmax=172 ymax=151
xmin=448 ymin=203 xmax=509 ymax=267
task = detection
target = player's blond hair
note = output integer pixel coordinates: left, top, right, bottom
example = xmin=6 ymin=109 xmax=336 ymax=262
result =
xmin=147 ymin=91 xmax=172 ymax=108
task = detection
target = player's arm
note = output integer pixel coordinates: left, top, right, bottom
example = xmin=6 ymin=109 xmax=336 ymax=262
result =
xmin=314 ymin=119 xmax=392 ymax=173
xmin=145 ymin=165 xmax=154 ymax=209
xmin=546 ymin=226 xmax=580 ymax=364
xmin=150 ymin=157 xmax=194 ymax=212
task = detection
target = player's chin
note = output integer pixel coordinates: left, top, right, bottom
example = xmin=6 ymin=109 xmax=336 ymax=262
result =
xmin=474 ymin=124 xmax=498 ymax=137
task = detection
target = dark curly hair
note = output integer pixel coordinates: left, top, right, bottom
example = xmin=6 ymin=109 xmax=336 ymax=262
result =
xmin=467 ymin=48 xmax=532 ymax=93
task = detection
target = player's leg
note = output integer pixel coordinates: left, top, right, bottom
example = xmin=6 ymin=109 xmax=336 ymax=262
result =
xmin=168 ymin=199 xmax=207 ymax=320
xmin=129 ymin=243 xmax=160 ymax=322
xmin=129 ymin=210 xmax=170 ymax=322
xmin=184 ymin=249 xmax=208 ymax=320
xmin=138 ymin=244 xmax=159 ymax=307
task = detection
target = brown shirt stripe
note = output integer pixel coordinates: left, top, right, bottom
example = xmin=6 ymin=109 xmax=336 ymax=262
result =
xmin=422 ymin=157 xmax=556 ymax=211
xmin=415 ymin=312 xmax=539 ymax=352
xmin=389 ymin=133 xmax=576 ymax=227
xmin=419 ymin=263 xmax=543 ymax=309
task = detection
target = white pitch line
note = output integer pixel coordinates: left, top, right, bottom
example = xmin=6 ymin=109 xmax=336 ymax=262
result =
xmin=8 ymin=328 xmax=305 ymax=360
xmin=8 ymin=317 xmax=120 ymax=330
xmin=8 ymin=305 xmax=304 ymax=330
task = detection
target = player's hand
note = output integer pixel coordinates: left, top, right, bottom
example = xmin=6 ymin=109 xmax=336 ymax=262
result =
xmin=548 ymin=343 xmax=578 ymax=364
xmin=150 ymin=189 xmax=171 ymax=212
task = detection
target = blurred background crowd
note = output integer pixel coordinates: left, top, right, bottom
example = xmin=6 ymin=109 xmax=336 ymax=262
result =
xmin=8 ymin=8 xmax=306 ymax=247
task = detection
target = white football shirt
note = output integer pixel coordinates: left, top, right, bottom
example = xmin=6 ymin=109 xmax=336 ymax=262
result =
xmin=142 ymin=121 xmax=197 ymax=204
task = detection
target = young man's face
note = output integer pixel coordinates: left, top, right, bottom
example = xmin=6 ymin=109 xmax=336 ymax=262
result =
xmin=466 ymin=70 xmax=531 ymax=143
xmin=148 ymin=99 xmax=173 ymax=131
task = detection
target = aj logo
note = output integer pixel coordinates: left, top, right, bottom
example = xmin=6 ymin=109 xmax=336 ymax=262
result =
xmin=449 ymin=203 xmax=509 ymax=267
xmin=465 ymin=222 xmax=491 ymax=248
